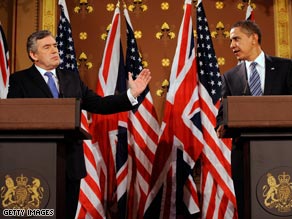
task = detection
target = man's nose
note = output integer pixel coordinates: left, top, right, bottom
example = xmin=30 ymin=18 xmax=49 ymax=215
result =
xmin=52 ymin=46 xmax=58 ymax=53
xmin=230 ymin=41 xmax=234 ymax=49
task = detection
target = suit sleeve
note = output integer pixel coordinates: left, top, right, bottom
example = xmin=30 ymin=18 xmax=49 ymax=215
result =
xmin=79 ymin=80 xmax=135 ymax=114
xmin=7 ymin=73 xmax=25 ymax=98
xmin=286 ymin=59 xmax=292 ymax=94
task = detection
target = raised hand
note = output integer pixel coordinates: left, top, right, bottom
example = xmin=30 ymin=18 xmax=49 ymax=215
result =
xmin=128 ymin=69 xmax=152 ymax=98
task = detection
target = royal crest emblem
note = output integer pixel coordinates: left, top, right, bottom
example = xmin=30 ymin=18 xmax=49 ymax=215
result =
xmin=262 ymin=172 xmax=292 ymax=213
xmin=1 ymin=174 xmax=44 ymax=209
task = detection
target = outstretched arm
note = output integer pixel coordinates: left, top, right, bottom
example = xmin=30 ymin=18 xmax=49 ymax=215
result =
xmin=128 ymin=68 xmax=152 ymax=98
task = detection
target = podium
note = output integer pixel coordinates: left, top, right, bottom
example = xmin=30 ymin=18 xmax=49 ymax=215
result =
xmin=0 ymin=98 xmax=90 ymax=219
xmin=223 ymin=96 xmax=292 ymax=219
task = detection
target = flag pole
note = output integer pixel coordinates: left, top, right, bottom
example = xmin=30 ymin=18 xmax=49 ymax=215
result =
xmin=122 ymin=0 xmax=126 ymax=8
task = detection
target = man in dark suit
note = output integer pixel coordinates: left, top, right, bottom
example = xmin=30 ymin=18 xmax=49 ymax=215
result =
xmin=216 ymin=20 xmax=292 ymax=219
xmin=7 ymin=30 xmax=151 ymax=219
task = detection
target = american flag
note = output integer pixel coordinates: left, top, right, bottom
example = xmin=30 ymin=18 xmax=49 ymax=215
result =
xmin=245 ymin=4 xmax=255 ymax=21
xmin=56 ymin=0 xmax=78 ymax=72
xmin=196 ymin=0 xmax=237 ymax=218
xmin=123 ymin=7 xmax=160 ymax=218
xmin=145 ymin=0 xmax=201 ymax=217
xmin=0 ymin=23 xmax=10 ymax=99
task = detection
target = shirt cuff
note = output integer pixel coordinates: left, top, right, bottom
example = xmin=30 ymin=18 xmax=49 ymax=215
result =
xmin=127 ymin=89 xmax=138 ymax=105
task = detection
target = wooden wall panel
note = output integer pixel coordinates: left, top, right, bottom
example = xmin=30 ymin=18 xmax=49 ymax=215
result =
xmin=12 ymin=0 xmax=39 ymax=72
xmin=274 ymin=0 xmax=292 ymax=58
xmin=0 ymin=1 xmax=13 ymax=40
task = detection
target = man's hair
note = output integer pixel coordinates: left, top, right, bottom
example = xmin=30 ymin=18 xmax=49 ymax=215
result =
xmin=231 ymin=20 xmax=262 ymax=44
xmin=26 ymin=30 xmax=53 ymax=61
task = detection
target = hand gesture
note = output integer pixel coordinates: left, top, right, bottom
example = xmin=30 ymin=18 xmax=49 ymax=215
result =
xmin=128 ymin=69 xmax=152 ymax=98
xmin=216 ymin=125 xmax=226 ymax=138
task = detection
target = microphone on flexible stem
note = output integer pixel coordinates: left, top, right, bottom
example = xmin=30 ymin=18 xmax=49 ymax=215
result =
xmin=242 ymin=77 xmax=249 ymax=96
xmin=58 ymin=84 xmax=64 ymax=98
xmin=56 ymin=70 xmax=64 ymax=98
xmin=56 ymin=79 xmax=64 ymax=98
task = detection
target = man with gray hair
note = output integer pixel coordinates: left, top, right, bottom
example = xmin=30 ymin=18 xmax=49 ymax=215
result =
xmin=7 ymin=30 xmax=152 ymax=219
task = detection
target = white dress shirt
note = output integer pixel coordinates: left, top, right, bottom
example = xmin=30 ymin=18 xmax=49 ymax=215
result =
xmin=245 ymin=51 xmax=265 ymax=93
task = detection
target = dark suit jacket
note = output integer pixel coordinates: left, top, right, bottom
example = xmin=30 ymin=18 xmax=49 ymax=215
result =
xmin=7 ymin=65 xmax=135 ymax=180
xmin=216 ymin=55 xmax=292 ymax=127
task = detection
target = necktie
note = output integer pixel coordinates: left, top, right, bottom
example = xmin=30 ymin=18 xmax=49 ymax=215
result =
xmin=45 ymin=72 xmax=59 ymax=98
xmin=249 ymin=62 xmax=262 ymax=96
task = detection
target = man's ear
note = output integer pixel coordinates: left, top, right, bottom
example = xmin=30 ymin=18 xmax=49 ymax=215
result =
xmin=252 ymin=33 xmax=259 ymax=44
xmin=29 ymin=51 xmax=38 ymax=62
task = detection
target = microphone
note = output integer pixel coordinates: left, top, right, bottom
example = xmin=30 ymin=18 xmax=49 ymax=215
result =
xmin=58 ymin=80 xmax=64 ymax=98
xmin=59 ymin=87 xmax=64 ymax=98
xmin=242 ymin=76 xmax=249 ymax=96
xmin=56 ymin=69 xmax=64 ymax=98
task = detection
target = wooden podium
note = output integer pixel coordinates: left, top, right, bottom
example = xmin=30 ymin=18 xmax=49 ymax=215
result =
xmin=223 ymin=96 xmax=292 ymax=219
xmin=0 ymin=98 xmax=90 ymax=219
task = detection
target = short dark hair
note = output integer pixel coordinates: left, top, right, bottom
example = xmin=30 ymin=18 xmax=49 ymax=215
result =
xmin=26 ymin=30 xmax=53 ymax=61
xmin=231 ymin=20 xmax=262 ymax=44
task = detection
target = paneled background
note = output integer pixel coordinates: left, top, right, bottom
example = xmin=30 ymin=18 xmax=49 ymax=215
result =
xmin=1 ymin=0 xmax=291 ymax=122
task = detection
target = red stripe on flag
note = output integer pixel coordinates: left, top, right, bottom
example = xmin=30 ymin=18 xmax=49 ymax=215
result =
xmin=79 ymin=190 xmax=104 ymax=219
xmin=101 ymin=14 xmax=119 ymax=84
xmin=128 ymin=118 xmax=156 ymax=163
xmin=176 ymin=4 xmax=191 ymax=77
xmin=0 ymin=24 xmax=10 ymax=99
xmin=0 ymin=41 xmax=7 ymax=85
xmin=76 ymin=204 xmax=87 ymax=219
xmin=218 ymin=193 xmax=229 ymax=218
xmin=116 ymin=162 xmax=128 ymax=184
xmin=84 ymin=173 xmax=102 ymax=200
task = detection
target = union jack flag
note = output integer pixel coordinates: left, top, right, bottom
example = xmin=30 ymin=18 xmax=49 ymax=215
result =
xmin=145 ymin=0 xmax=201 ymax=217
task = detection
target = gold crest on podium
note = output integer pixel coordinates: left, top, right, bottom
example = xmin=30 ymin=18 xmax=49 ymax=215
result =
xmin=257 ymin=169 xmax=292 ymax=217
xmin=1 ymin=170 xmax=50 ymax=211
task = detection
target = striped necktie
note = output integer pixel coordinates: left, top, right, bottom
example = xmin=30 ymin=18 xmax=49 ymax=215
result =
xmin=249 ymin=62 xmax=262 ymax=96
xmin=45 ymin=72 xmax=59 ymax=98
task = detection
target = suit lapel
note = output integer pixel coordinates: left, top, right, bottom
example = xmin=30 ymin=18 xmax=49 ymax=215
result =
xmin=29 ymin=65 xmax=53 ymax=97
xmin=264 ymin=55 xmax=275 ymax=95
xmin=238 ymin=62 xmax=250 ymax=95
xmin=56 ymin=68 xmax=65 ymax=98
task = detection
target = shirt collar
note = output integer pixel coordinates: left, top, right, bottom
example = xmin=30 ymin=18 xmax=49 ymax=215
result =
xmin=245 ymin=51 xmax=265 ymax=69
xmin=34 ymin=65 xmax=57 ymax=77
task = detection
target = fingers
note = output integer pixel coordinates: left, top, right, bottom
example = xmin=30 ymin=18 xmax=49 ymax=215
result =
xmin=128 ymin=72 xmax=133 ymax=81
xmin=128 ymin=69 xmax=152 ymax=84
xmin=216 ymin=125 xmax=225 ymax=138
xmin=138 ymin=69 xmax=151 ymax=84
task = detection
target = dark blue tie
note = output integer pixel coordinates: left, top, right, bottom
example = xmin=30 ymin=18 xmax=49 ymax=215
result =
xmin=45 ymin=72 xmax=59 ymax=98
xmin=249 ymin=62 xmax=262 ymax=96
